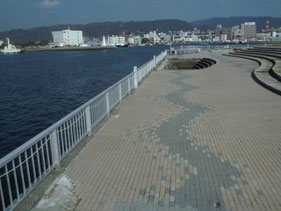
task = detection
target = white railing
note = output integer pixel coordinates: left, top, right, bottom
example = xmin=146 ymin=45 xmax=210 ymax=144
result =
xmin=169 ymin=44 xmax=271 ymax=55
xmin=0 ymin=50 xmax=167 ymax=211
xmin=169 ymin=47 xmax=201 ymax=55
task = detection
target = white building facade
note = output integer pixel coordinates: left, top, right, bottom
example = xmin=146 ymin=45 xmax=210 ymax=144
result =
xmin=244 ymin=22 xmax=257 ymax=40
xmin=0 ymin=40 xmax=3 ymax=46
xmin=52 ymin=29 xmax=84 ymax=46
xmin=107 ymin=36 xmax=126 ymax=46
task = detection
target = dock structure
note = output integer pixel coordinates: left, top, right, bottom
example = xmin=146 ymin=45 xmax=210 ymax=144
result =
xmin=12 ymin=48 xmax=281 ymax=211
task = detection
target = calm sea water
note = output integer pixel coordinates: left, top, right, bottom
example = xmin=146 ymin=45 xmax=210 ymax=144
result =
xmin=0 ymin=46 xmax=168 ymax=158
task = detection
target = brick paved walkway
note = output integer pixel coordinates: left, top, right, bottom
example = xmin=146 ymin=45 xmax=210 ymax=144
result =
xmin=64 ymin=51 xmax=281 ymax=211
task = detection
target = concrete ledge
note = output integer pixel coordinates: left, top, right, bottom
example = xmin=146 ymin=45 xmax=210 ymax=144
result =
xmin=224 ymin=53 xmax=281 ymax=96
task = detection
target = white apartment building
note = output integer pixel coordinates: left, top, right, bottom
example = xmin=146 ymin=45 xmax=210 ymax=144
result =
xmin=0 ymin=40 xmax=3 ymax=46
xmin=107 ymin=36 xmax=126 ymax=46
xmin=52 ymin=29 xmax=84 ymax=46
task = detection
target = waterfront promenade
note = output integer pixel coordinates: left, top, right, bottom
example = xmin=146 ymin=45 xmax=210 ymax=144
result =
xmin=35 ymin=50 xmax=281 ymax=210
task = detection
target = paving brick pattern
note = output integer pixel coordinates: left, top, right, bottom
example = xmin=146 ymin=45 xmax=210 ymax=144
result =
xmin=64 ymin=51 xmax=281 ymax=211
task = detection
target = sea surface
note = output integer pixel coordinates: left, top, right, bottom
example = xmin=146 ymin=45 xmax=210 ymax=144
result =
xmin=0 ymin=46 xmax=168 ymax=158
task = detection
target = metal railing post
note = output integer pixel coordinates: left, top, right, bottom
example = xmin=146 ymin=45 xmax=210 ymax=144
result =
xmin=119 ymin=83 xmax=122 ymax=102
xmin=153 ymin=55 xmax=156 ymax=68
xmin=85 ymin=106 xmax=92 ymax=136
xmin=51 ymin=130 xmax=60 ymax=169
xmin=0 ymin=182 xmax=5 ymax=211
xmin=128 ymin=77 xmax=131 ymax=95
xmin=133 ymin=66 xmax=138 ymax=89
xmin=106 ymin=92 xmax=110 ymax=116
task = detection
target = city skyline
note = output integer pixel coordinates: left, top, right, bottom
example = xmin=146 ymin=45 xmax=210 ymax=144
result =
xmin=1 ymin=0 xmax=281 ymax=31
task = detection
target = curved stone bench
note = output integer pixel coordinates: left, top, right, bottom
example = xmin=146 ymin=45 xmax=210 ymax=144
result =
xmin=253 ymin=46 xmax=281 ymax=52
xmin=225 ymin=52 xmax=281 ymax=95
xmin=233 ymin=50 xmax=281 ymax=81
xmin=237 ymin=48 xmax=281 ymax=55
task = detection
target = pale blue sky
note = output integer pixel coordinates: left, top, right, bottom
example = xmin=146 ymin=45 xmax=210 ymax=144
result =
xmin=0 ymin=0 xmax=280 ymax=31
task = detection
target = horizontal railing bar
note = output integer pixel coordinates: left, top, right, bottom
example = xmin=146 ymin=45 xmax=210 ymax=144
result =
xmin=137 ymin=59 xmax=153 ymax=71
xmin=0 ymin=138 xmax=50 ymax=178
xmin=0 ymin=52 xmax=164 ymax=168
xmin=0 ymin=72 xmax=135 ymax=166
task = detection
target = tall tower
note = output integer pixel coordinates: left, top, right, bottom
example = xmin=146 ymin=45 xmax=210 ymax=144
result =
xmin=266 ymin=21 xmax=270 ymax=32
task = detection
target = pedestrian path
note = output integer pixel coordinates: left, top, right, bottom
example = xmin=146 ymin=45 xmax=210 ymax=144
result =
xmin=64 ymin=51 xmax=281 ymax=211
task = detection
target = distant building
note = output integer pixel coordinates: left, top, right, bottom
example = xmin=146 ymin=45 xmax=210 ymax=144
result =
xmin=0 ymin=40 xmax=3 ymax=46
xmin=222 ymin=28 xmax=232 ymax=40
xmin=128 ymin=36 xmax=135 ymax=45
xmin=271 ymin=32 xmax=281 ymax=42
xmin=144 ymin=31 xmax=160 ymax=44
xmin=102 ymin=36 xmax=106 ymax=46
xmin=216 ymin=25 xmax=223 ymax=36
xmin=266 ymin=21 xmax=271 ymax=32
xmin=220 ymin=34 xmax=228 ymax=41
xmin=193 ymin=28 xmax=200 ymax=34
xmin=213 ymin=36 xmax=220 ymax=42
xmin=134 ymin=36 xmax=142 ymax=46
xmin=272 ymin=37 xmax=281 ymax=42
xmin=163 ymin=35 xmax=172 ymax=42
xmin=52 ymin=29 xmax=84 ymax=46
xmin=107 ymin=36 xmax=126 ymax=46
xmin=244 ymin=22 xmax=257 ymax=40
xmin=256 ymin=32 xmax=271 ymax=41
xmin=86 ymin=38 xmax=101 ymax=46
xmin=207 ymin=32 xmax=212 ymax=41
xmin=232 ymin=25 xmax=244 ymax=41
xmin=127 ymin=35 xmax=142 ymax=46
xmin=153 ymin=31 xmax=161 ymax=44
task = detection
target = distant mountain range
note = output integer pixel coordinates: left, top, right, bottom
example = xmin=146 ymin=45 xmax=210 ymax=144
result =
xmin=191 ymin=16 xmax=281 ymax=32
xmin=0 ymin=17 xmax=280 ymax=43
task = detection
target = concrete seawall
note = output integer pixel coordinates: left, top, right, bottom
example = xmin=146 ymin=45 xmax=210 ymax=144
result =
xmin=24 ymin=46 xmax=117 ymax=52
